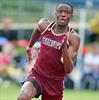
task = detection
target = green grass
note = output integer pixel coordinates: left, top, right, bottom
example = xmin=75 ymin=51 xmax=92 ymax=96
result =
xmin=63 ymin=90 xmax=99 ymax=100
xmin=0 ymin=80 xmax=98 ymax=100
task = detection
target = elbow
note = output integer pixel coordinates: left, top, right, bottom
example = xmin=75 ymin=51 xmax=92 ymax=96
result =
xmin=64 ymin=65 xmax=73 ymax=74
xmin=67 ymin=66 xmax=73 ymax=74
xmin=63 ymin=59 xmax=74 ymax=74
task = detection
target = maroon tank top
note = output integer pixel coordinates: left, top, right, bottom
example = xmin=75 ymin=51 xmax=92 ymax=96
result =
xmin=33 ymin=22 xmax=74 ymax=81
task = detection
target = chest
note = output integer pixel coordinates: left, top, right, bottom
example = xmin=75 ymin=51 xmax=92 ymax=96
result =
xmin=40 ymin=31 xmax=65 ymax=50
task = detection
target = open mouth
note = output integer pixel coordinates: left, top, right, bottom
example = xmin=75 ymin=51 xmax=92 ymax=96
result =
xmin=60 ymin=19 xmax=66 ymax=22
xmin=60 ymin=17 xmax=67 ymax=21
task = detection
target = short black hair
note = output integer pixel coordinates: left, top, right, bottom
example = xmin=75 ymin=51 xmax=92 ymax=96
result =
xmin=56 ymin=1 xmax=73 ymax=13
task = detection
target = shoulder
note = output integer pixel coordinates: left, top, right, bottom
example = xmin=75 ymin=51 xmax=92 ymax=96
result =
xmin=37 ymin=18 xmax=51 ymax=33
xmin=69 ymin=30 xmax=80 ymax=43
xmin=68 ymin=30 xmax=80 ymax=50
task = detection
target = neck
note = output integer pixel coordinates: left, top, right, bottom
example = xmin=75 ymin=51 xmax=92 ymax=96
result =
xmin=56 ymin=23 xmax=68 ymax=29
xmin=55 ymin=23 xmax=69 ymax=33
xmin=52 ymin=23 xmax=69 ymax=34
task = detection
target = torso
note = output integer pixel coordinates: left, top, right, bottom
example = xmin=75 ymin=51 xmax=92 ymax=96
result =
xmin=32 ymin=21 xmax=75 ymax=80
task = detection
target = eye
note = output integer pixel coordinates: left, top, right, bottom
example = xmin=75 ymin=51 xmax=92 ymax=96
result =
xmin=57 ymin=10 xmax=63 ymax=13
xmin=64 ymin=10 xmax=71 ymax=14
xmin=57 ymin=10 xmax=71 ymax=14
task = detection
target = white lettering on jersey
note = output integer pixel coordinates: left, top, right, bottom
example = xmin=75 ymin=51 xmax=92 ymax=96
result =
xmin=42 ymin=37 xmax=61 ymax=49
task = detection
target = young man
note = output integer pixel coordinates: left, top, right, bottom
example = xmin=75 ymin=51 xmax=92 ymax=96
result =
xmin=18 ymin=2 xmax=80 ymax=100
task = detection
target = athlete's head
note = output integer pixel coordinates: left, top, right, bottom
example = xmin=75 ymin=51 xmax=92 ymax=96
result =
xmin=55 ymin=2 xmax=73 ymax=26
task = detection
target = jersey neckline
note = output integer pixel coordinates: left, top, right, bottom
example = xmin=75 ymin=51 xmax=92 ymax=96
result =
xmin=50 ymin=22 xmax=71 ymax=36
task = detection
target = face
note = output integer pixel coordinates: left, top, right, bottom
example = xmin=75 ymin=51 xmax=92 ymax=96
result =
xmin=56 ymin=4 xmax=73 ymax=26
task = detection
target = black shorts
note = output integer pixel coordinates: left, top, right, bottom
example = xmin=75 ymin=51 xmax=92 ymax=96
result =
xmin=22 ymin=77 xmax=42 ymax=98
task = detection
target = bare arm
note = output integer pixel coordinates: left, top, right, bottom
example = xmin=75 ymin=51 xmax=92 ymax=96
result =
xmin=68 ymin=33 xmax=80 ymax=63
xmin=28 ymin=19 xmax=50 ymax=47
xmin=27 ymin=19 xmax=50 ymax=64
xmin=28 ymin=29 xmax=41 ymax=47
xmin=61 ymin=33 xmax=80 ymax=74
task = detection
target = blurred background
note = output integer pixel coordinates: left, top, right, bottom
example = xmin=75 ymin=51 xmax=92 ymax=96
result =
xmin=0 ymin=0 xmax=99 ymax=100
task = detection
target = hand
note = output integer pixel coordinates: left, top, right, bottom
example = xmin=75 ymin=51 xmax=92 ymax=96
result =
xmin=27 ymin=49 xmax=33 ymax=64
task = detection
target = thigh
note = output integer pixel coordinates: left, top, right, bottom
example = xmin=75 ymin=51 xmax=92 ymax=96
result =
xmin=41 ymin=91 xmax=62 ymax=100
xmin=19 ymin=81 xmax=37 ymax=99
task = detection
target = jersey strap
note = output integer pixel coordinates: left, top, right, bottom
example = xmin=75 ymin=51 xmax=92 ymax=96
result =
xmin=66 ymin=28 xmax=74 ymax=46
xmin=41 ymin=21 xmax=55 ymax=35
xmin=67 ymin=28 xmax=74 ymax=39
xmin=47 ymin=21 xmax=55 ymax=31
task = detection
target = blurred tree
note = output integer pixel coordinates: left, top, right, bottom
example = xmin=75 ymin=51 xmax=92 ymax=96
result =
xmin=88 ymin=14 xmax=99 ymax=42
xmin=89 ymin=14 xmax=99 ymax=34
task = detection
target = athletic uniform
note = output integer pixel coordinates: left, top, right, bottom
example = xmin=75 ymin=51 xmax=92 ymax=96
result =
xmin=27 ymin=22 xmax=74 ymax=100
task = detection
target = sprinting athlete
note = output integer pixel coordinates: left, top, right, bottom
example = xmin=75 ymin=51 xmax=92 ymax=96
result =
xmin=18 ymin=2 xmax=80 ymax=100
